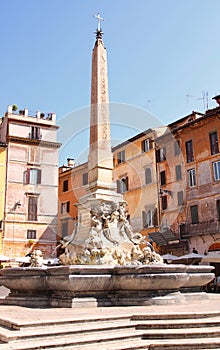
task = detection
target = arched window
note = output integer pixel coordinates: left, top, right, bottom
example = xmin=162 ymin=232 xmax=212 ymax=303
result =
xmin=145 ymin=168 xmax=152 ymax=185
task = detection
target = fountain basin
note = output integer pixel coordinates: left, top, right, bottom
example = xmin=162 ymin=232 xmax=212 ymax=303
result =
xmin=0 ymin=264 xmax=214 ymax=307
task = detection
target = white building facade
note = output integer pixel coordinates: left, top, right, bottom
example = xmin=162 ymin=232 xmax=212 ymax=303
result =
xmin=0 ymin=106 xmax=60 ymax=258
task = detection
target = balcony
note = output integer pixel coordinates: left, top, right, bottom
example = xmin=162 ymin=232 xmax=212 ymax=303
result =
xmin=180 ymin=220 xmax=220 ymax=238
xmin=28 ymin=133 xmax=42 ymax=141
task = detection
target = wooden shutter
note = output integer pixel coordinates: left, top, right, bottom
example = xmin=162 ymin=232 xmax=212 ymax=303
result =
xmin=156 ymin=149 xmax=160 ymax=162
xmin=26 ymin=169 xmax=30 ymax=184
xmin=67 ymin=201 xmax=70 ymax=213
xmin=28 ymin=197 xmax=38 ymax=221
xmin=116 ymin=180 xmax=121 ymax=193
xmin=142 ymin=211 xmax=148 ymax=228
xmin=153 ymin=208 xmax=158 ymax=226
xmin=37 ymin=170 xmax=41 ymax=184
xmin=125 ymin=176 xmax=129 ymax=191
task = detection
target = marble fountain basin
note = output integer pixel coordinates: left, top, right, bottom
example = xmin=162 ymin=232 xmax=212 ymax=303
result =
xmin=0 ymin=264 xmax=214 ymax=307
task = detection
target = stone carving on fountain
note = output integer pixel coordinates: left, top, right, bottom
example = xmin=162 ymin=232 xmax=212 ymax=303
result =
xmin=59 ymin=201 xmax=163 ymax=266
xmin=30 ymin=250 xmax=44 ymax=267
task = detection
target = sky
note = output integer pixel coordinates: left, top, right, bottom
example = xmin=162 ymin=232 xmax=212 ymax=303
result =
xmin=0 ymin=0 xmax=219 ymax=164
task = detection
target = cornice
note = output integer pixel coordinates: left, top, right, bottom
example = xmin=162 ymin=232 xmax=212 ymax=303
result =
xmin=8 ymin=135 xmax=61 ymax=148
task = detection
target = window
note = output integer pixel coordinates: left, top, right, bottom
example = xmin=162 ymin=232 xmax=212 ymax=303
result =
xmin=117 ymin=177 xmax=128 ymax=193
xmin=185 ymin=140 xmax=194 ymax=163
xmin=142 ymin=208 xmax=157 ymax=228
xmin=210 ymin=131 xmax=219 ymax=155
xmin=176 ymin=165 xmax=182 ymax=180
xmin=190 ymin=205 xmax=199 ymax=224
xmin=160 ymin=170 xmax=166 ymax=185
xmin=61 ymin=220 xmax=68 ymax=238
xmin=188 ymin=168 xmax=196 ymax=187
xmin=156 ymin=147 xmax=166 ymax=162
xmin=61 ymin=201 xmax=70 ymax=214
xmin=142 ymin=139 xmax=152 ymax=152
xmin=177 ymin=191 xmax=183 ymax=206
xmin=174 ymin=140 xmax=181 ymax=156
xmin=213 ymin=161 xmax=220 ymax=181
xmin=28 ymin=197 xmax=38 ymax=221
xmin=26 ymin=168 xmax=41 ymax=185
xmin=27 ymin=230 xmax=36 ymax=239
xmin=82 ymin=173 xmax=88 ymax=186
xmin=145 ymin=168 xmax=152 ymax=184
xmin=30 ymin=126 xmax=41 ymax=140
xmin=117 ymin=150 xmax=125 ymax=164
xmin=29 ymin=147 xmax=40 ymax=164
xmin=63 ymin=179 xmax=68 ymax=192
xmin=142 ymin=210 xmax=153 ymax=228
xmin=161 ymin=195 xmax=167 ymax=210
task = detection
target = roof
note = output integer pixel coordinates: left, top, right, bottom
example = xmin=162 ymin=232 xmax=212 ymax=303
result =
xmin=168 ymin=111 xmax=204 ymax=129
xmin=112 ymin=128 xmax=153 ymax=152
xmin=149 ymin=230 xmax=179 ymax=246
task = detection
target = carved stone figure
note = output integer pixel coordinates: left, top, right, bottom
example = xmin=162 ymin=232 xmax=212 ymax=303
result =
xmin=59 ymin=201 xmax=163 ymax=266
xmin=30 ymin=250 xmax=44 ymax=267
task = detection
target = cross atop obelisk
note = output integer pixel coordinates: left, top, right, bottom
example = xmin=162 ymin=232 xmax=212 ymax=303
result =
xmin=93 ymin=12 xmax=104 ymax=32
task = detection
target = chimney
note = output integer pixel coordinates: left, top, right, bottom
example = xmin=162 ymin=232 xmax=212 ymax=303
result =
xmin=67 ymin=158 xmax=75 ymax=167
xmin=212 ymin=94 xmax=220 ymax=106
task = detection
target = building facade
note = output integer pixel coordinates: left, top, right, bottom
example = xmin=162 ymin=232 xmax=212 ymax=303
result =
xmin=0 ymin=105 xmax=60 ymax=258
xmin=0 ymin=142 xmax=7 ymax=252
xmin=58 ymin=160 xmax=87 ymax=241
xmin=173 ymin=107 xmax=220 ymax=254
xmin=112 ymin=128 xmax=160 ymax=235
xmin=58 ymin=103 xmax=220 ymax=259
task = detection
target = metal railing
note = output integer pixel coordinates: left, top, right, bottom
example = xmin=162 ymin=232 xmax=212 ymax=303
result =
xmin=180 ymin=220 xmax=220 ymax=238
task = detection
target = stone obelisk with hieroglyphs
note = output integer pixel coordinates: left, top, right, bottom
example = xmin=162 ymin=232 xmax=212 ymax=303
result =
xmin=73 ymin=14 xmax=123 ymax=245
xmin=88 ymin=13 xmax=118 ymax=198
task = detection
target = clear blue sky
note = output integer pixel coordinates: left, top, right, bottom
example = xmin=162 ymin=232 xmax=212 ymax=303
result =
xmin=0 ymin=1 xmax=219 ymax=163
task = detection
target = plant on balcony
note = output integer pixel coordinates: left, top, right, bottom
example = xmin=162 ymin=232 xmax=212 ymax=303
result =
xmin=12 ymin=104 xmax=18 ymax=111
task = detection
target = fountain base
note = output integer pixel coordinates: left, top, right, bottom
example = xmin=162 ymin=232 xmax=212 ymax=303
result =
xmin=0 ymin=264 xmax=214 ymax=308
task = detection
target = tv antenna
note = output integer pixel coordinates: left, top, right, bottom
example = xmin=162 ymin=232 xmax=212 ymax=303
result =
xmin=186 ymin=93 xmax=194 ymax=104
xmin=197 ymin=91 xmax=209 ymax=110
xmin=146 ymin=99 xmax=152 ymax=108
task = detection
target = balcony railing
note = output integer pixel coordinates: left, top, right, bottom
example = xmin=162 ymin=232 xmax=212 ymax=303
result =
xmin=28 ymin=133 xmax=42 ymax=140
xmin=180 ymin=220 xmax=220 ymax=238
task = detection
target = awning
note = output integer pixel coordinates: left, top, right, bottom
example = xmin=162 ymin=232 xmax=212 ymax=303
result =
xmin=149 ymin=230 xmax=179 ymax=246
xmin=0 ymin=254 xmax=10 ymax=262
xmin=202 ymin=252 xmax=220 ymax=263
xmin=176 ymin=253 xmax=205 ymax=260
xmin=15 ymin=256 xmax=31 ymax=263
xmin=162 ymin=254 xmax=179 ymax=261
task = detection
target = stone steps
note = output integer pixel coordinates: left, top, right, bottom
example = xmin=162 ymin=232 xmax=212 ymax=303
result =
xmin=142 ymin=326 xmax=220 ymax=339
xmin=0 ymin=328 xmax=144 ymax=349
xmin=0 ymin=314 xmax=131 ymax=331
xmin=1 ymin=311 xmax=220 ymax=349
xmin=131 ymin=311 xmax=220 ymax=320
xmin=136 ymin=316 xmax=220 ymax=329
xmin=147 ymin=339 xmax=220 ymax=350
xmin=0 ymin=319 xmax=136 ymax=342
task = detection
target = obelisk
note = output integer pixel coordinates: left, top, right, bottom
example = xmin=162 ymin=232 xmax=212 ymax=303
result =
xmin=88 ymin=13 xmax=116 ymax=197
xmin=73 ymin=13 xmax=123 ymax=244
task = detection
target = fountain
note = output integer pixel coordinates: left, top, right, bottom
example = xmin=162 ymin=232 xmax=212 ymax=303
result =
xmin=0 ymin=14 xmax=214 ymax=308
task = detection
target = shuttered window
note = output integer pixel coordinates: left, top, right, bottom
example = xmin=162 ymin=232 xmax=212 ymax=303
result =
xmin=28 ymin=197 xmax=38 ymax=221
